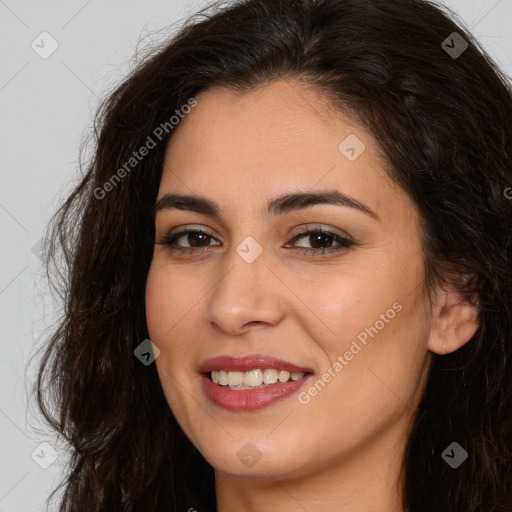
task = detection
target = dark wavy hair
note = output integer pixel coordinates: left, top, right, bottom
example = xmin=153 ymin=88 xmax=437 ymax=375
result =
xmin=30 ymin=0 xmax=512 ymax=510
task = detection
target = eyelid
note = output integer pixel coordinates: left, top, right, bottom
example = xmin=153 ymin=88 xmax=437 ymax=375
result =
xmin=288 ymin=223 xmax=353 ymax=242
xmin=160 ymin=223 xmax=352 ymax=243
xmin=164 ymin=224 xmax=220 ymax=238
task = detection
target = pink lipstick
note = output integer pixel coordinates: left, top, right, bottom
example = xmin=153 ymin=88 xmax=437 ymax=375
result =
xmin=199 ymin=354 xmax=313 ymax=411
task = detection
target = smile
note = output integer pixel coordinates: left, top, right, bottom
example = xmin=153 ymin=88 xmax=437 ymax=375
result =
xmin=199 ymin=355 xmax=314 ymax=411
xmin=211 ymin=369 xmax=306 ymax=389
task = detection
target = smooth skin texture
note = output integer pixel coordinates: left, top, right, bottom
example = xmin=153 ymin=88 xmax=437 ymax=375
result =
xmin=145 ymin=79 xmax=479 ymax=512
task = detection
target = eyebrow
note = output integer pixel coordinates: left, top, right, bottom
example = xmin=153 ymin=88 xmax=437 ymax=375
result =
xmin=153 ymin=189 xmax=378 ymax=220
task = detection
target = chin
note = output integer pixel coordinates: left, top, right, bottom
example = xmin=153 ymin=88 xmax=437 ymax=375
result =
xmin=198 ymin=435 xmax=313 ymax=480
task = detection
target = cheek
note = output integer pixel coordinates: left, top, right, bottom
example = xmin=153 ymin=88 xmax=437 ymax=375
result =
xmin=145 ymin=264 xmax=199 ymax=423
xmin=145 ymin=267 xmax=170 ymax=340
xmin=145 ymin=261 xmax=192 ymax=340
xmin=145 ymin=263 xmax=191 ymax=391
xmin=309 ymin=253 xmax=429 ymax=386
xmin=145 ymin=261 xmax=204 ymax=379
xmin=310 ymin=268 xmax=400 ymax=350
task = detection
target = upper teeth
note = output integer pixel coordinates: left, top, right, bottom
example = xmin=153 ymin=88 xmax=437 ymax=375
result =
xmin=211 ymin=369 xmax=306 ymax=389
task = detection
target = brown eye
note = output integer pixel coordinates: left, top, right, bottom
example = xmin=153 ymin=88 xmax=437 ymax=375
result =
xmin=157 ymin=227 xmax=354 ymax=256
xmin=157 ymin=229 xmax=221 ymax=253
xmin=287 ymin=228 xmax=355 ymax=256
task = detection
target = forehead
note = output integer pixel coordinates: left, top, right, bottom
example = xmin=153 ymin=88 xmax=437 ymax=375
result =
xmin=158 ymin=79 xmax=411 ymax=223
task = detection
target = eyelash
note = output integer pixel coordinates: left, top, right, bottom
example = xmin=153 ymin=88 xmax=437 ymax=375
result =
xmin=156 ymin=226 xmax=355 ymax=256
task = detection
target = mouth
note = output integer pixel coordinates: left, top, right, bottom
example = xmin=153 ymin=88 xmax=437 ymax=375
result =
xmin=207 ymin=368 xmax=310 ymax=389
xmin=199 ymin=355 xmax=314 ymax=410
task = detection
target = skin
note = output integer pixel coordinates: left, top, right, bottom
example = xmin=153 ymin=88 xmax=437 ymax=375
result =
xmin=145 ymin=79 xmax=479 ymax=512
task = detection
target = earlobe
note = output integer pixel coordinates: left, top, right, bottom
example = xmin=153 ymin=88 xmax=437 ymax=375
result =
xmin=428 ymin=288 xmax=480 ymax=355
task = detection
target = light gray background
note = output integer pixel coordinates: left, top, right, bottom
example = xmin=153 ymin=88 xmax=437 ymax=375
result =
xmin=1 ymin=1 xmax=511 ymax=510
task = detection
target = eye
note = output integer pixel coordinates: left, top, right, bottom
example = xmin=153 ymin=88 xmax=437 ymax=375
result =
xmin=156 ymin=229 xmax=221 ymax=254
xmin=156 ymin=225 xmax=355 ymax=256
xmin=285 ymin=226 xmax=354 ymax=256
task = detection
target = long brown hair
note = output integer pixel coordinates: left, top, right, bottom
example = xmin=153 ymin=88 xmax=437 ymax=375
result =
xmin=31 ymin=0 xmax=512 ymax=510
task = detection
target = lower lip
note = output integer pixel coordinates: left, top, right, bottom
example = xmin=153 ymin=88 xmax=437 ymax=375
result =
xmin=202 ymin=374 xmax=312 ymax=411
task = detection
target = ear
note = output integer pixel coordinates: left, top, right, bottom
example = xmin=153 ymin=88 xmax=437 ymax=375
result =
xmin=428 ymin=283 xmax=480 ymax=355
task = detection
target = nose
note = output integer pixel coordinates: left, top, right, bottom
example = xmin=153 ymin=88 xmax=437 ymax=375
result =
xmin=203 ymin=244 xmax=286 ymax=336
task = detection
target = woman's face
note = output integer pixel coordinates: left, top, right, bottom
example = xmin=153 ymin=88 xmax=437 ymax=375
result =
xmin=145 ymin=79 xmax=435 ymax=481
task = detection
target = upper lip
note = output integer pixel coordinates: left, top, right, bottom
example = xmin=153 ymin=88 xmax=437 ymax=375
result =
xmin=198 ymin=354 xmax=313 ymax=374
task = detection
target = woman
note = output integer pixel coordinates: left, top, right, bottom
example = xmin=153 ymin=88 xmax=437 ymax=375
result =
xmin=33 ymin=0 xmax=512 ymax=510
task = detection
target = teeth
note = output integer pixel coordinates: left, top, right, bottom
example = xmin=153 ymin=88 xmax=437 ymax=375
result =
xmin=244 ymin=369 xmax=263 ymax=387
xmin=263 ymin=369 xmax=278 ymax=384
xmin=278 ymin=370 xmax=290 ymax=382
xmin=227 ymin=371 xmax=244 ymax=389
xmin=210 ymin=369 xmax=306 ymax=388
